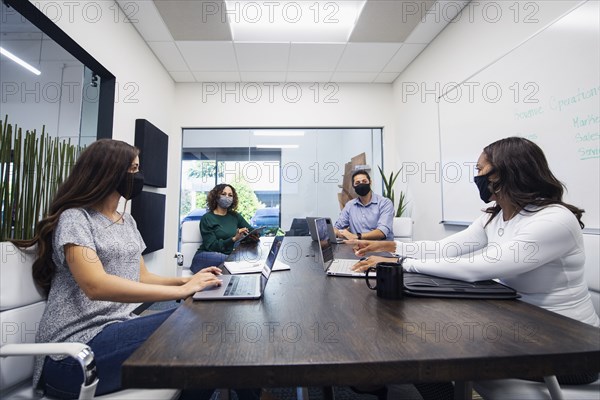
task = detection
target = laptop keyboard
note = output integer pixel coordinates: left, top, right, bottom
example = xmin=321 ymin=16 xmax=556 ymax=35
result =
xmin=329 ymin=259 xmax=359 ymax=274
xmin=224 ymin=276 xmax=258 ymax=296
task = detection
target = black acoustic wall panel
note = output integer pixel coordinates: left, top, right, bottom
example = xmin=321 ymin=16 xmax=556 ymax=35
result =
xmin=131 ymin=191 xmax=165 ymax=255
xmin=134 ymin=119 xmax=168 ymax=187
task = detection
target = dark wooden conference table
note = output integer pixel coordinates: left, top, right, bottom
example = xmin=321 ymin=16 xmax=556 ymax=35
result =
xmin=123 ymin=236 xmax=600 ymax=399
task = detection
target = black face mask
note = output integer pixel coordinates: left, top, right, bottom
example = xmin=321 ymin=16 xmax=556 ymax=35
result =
xmin=354 ymin=183 xmax=371 ymax=197
xmin=117 ymin=171 xmax=144 ymax=200
xmin=474 ymin=172 xmax=493 ymax=203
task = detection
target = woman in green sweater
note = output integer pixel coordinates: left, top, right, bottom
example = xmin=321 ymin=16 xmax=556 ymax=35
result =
xmin=190 ymin=184 xmax=256 ymax=273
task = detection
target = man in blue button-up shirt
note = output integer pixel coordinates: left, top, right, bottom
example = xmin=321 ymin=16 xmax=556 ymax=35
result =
xmin=334 ymin=169 xmax=394 ymax=241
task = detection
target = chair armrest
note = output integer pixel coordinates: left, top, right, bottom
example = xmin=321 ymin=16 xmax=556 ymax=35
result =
xmin=0 ymin=343 xmax=99 ymax=399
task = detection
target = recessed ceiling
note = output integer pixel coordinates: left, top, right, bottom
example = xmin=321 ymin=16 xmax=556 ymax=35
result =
xmin=117 ymin=0 xmax=469 ymax=83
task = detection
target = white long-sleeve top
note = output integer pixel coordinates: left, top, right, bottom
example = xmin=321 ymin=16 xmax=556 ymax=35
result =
xmin=397 ymin=205 xmax=600 ymax=327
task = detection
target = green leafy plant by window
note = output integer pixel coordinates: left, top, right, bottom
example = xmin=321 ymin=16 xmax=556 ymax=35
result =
xmin=378 ymin=165 xmax=408 ymax=218
xmin=1 ymin=116 xmax=80 ymax=240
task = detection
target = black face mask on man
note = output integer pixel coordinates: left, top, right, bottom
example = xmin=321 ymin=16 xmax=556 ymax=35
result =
xmin=117 ymin=171 xmax=144 ymax=200
xmin=474 ymin=172 xmax=493 ymax=203
xmin=354 ymin=183 xmax=371 ymax=197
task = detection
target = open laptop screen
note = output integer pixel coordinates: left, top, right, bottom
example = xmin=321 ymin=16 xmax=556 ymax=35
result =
xmin=315 ymin=218 xmax=334 ymax=267
xmin=260 ymin=236 xmax=284 ymax=291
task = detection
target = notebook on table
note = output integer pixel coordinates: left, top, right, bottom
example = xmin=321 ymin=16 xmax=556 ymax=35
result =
xmin=193 ymin=235 xmax=283 ymax=300
xmin=314 ymin=218 xmax=365 ymax=277
xmin=403 ymin=272 xmax=519 ymax=299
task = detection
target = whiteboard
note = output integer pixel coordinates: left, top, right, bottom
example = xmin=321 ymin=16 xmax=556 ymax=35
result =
xmin=438 ymin=1 xmax=599 ymax=233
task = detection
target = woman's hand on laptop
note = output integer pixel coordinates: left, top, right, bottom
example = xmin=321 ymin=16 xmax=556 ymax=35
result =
xmin=352 ymin=240 xmax=396 ymax=256
xmin=352 ymin=256 xmax=397 ymax=272
xmin=182 ymin=271 xmax=223 ymax=297
xmin=199 ymin=266 xmax=222 ymax=276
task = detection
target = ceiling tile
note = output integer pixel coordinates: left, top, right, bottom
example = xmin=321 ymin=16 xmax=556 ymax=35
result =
xmin=374 ymin=72 xmax=400 ymax=83
xmin=235 ymin=43 xmax=290 ymax=72
xmin=169 ymin=71 xmax=195 ymax=82
xmin=404 ymin=1 xmax=469 ymax=44
xmin=116 ymin=1 xmax=172 ymax=41
xmin=240 ymin=71 xmax=287 ymax=82
xmin=350 ymin=0 xmax=436 ymax=42
xmin=288 ymin=43 xmax=346 ymax=72
xmin=177 ymin=41 xmax=237 ymax=71
xmin=192 ymin=71 xmax=241 ymax=82
xmin=154 ymin=0 xmax=232 ymax=40
xmin=382 ymin=43 xmax=427 ymax=73
xmin=147 ymin=42 xmax=188 ymax=71
xmin=336 ymin=43 xmax=402 ymax=72
xmin=330 ymin=72 xmax=378 ymax=83
xmin=286 ymin=71 xmax=333 ymax=82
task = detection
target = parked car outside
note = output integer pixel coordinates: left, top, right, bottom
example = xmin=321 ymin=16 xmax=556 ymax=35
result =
xmin=180 ymin=208 xmax=208 ymax=224
xmin=250 ymin=207 xmax=280 ymax=227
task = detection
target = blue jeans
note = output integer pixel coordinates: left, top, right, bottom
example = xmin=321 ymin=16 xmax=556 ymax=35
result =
xmin=41 ymin=308 xmax=260 ymax=400
xmin=41 ymin=309 xmax=191 ymax=398
xmin=190 ymin=251 xmax=228 ymax=274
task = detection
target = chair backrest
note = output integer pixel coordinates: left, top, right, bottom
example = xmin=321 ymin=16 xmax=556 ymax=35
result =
xmin=583 ymin=234 xmax=600 ymax=316
xmin=286 ymin=218 xmax=310 ymax=237
xmin=393 ymin=217 xmax=413 ymax=242
xmin=180 ymin=221 xmax=202 ymax=269
xmin=0 ymin=242 xmax=46 ymax=391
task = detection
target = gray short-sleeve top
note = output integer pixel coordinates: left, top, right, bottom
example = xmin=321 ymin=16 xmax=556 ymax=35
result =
xmin=33 ymin=208 xmax=146 ymax=389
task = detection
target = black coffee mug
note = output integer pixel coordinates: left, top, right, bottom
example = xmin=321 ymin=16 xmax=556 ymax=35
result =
xmin=365 ymin=261 xmax=404 ymax=299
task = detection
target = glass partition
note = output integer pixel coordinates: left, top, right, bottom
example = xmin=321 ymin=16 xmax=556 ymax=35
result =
xmin=181 ymin=128 xmax=383 ymax=234
xmin=0 ymin=0 xmax=113 ymax=144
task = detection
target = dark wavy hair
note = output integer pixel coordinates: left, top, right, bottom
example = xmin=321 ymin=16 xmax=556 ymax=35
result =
xmin=482 ymin=137 xmax=584 ymax=228
xmin=206 ymin=184 xmax=239 ymax=212
xmin=351 ymin=169 xmax=371 ymax=184
xmin=13 ymin=139 xmax=140 ymax=294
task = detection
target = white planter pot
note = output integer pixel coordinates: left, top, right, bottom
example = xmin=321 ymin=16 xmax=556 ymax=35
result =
xmin=393 ymin=217 xmax=413 ymax=241
xmin=0 ymin=242 xmax=44 ymax=310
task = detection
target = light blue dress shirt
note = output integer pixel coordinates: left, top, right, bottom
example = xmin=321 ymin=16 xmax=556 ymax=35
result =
xmin=334 ymin=192 xmax=394 ymax=240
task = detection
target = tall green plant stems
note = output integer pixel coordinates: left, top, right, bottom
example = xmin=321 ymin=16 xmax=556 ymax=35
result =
xmin=377 ymin=165 xmax=408 ymax=218
xmin=1 ymin=116 xmax=79 ymax=240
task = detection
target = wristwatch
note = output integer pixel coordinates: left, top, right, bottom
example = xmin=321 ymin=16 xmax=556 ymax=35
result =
xmin=357 ymin=232 xmax=362 ymax=240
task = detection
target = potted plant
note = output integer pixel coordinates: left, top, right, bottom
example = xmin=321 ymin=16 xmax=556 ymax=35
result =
xmin=378 ymin=166 xmax=413 ymax=241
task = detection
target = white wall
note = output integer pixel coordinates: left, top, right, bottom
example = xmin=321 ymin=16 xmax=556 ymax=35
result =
xmin=29 ymin=0 xmax=176 ymax=275
xmin=391 ymin=0 xmax=585 ymax=241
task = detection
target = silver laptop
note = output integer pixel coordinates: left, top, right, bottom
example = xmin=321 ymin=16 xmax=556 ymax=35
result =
xmin=307 ymin=217 xmax=344 ymax=244
xmin=193 ymin=236 xmax=283 ymax=300
xmin=314 ymin=218 xmax=365 ymax=277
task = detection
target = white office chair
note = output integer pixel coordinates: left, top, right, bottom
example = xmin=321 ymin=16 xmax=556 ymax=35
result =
xmin=0 ymin=242 xmax=180 ymax=400
xmin=474 ymin=238 xmax=600 ymax=400
xmin=176 ymin=220 xmax=203 ymax=277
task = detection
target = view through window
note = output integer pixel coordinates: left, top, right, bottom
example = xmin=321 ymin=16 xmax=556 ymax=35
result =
xmin=180 ymin=128 xmax=383 ymax=242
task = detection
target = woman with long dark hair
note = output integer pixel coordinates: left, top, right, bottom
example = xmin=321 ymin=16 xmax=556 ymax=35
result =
xmin=352 ymin=137 xmax=599 ymax=391
xmin=190 ymin=183 xmax=257 ymax=273
xmin=354 ymin=137 xmax=598 ymax=326
xmin=13 ymin=139 xmax=226 ymax=398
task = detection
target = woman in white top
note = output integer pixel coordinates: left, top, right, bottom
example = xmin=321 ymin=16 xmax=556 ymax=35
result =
xmin=352 ymin=137 xmax=599 ymax=390
xmin=353 ymin=136 xmax=599 ymax=327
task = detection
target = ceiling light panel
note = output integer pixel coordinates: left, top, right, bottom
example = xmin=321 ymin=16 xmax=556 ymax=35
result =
xmin=225 ymin=0 xmax=367 ymax=42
